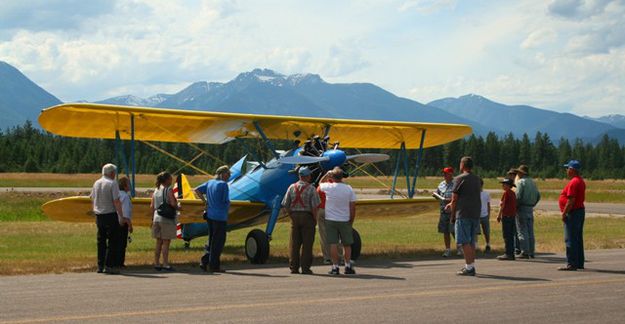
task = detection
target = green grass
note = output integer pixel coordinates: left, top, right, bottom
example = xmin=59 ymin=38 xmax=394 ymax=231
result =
xmin=0 ymin=193 xmax=49 ymax=221
xmin=2 ymin=206 xmax=625 ymax=275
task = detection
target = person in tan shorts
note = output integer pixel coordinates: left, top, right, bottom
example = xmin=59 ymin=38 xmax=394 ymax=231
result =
xmin=150 ymin=172 xmax=179 ymax=271
xmin=317 ymin=181 xmax=343 ymax=264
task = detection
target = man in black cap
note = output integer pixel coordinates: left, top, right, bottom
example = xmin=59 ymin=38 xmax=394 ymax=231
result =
xmin=497 ymin=178 xmax=517 ymax=261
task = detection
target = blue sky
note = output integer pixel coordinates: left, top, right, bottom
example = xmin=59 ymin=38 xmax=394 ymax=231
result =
xmin=0 ymin=0 xmax=623 ymax=117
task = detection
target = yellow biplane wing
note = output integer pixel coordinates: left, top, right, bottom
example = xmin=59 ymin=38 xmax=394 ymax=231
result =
xmin=39 ymin=103 xmax=471 ymax=149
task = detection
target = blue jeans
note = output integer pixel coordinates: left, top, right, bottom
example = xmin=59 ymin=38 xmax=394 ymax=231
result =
xmin=201 ymin=219 xmax=227 ymax=270
xmin=516 ymin=206 xmax=535 ymax=255
xmin=564 ymin=209 xmax=585 ymax=269
xmin=502 ymin=217 xmax=516 ymax=257
xmin=455 ymin=218 xmax=479 ymax=246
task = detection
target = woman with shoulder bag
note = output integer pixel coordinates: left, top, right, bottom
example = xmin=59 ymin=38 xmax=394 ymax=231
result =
xmin=150 ymin=172 xmax=179 ymax=271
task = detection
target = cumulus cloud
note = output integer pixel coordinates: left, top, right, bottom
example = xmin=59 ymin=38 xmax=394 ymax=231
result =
xmin=398 ymin=0 xmax=456 ymax=13
xmin=547 ymin=0 xmax=614 ymax=19
xmin=0 ymin=0 xmax=114 ymax=31
xmin=0 ymin=0 xmax=623 ymax=117
xmin=521 ymin=28 xmax=557 ymax=49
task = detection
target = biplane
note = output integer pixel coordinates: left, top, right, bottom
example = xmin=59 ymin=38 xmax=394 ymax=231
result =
xmin=39 ymin=103 xmax=471 ymax=263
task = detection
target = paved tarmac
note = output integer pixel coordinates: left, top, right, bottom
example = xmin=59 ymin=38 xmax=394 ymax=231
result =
xmin=2 ymin=249 xmax=625 ymax=323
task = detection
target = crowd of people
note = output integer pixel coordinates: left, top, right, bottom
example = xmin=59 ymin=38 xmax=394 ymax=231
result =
xmin=90 ymin=155 xmax=586 ymax=276
xmin=434 ymin=156 xmax=586 ymax=276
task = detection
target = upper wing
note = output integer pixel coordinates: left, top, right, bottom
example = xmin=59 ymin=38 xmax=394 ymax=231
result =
xmin=39 ymin=103 xmax=471 ymax=149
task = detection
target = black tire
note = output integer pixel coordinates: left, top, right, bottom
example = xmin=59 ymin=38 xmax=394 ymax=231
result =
xmin=351 ymin=228 xmax=362 ymax=260
xmin=245 ymin=229 xmax=270 ymax=264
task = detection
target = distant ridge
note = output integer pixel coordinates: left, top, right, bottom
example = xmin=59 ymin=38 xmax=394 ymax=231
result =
xmin=0 ymin=61 xmax=622 ymax=143
xmin=428 ymin=94 xmax=619 ymax=142
xmin=0 ymin=61 xmax=62 ymax=130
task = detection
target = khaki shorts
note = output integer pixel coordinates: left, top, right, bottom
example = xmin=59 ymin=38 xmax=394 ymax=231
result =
xmin=152 ymin=221 xmax=177 ymax=240
xmin=325 ymin=219 xmax=353 ymax=245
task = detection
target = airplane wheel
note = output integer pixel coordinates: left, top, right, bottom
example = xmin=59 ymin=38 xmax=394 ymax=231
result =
xmin=351 ymin=228 xmax=362 ymax=261
xmin=245 ymin=229 xmax=270 ymax=264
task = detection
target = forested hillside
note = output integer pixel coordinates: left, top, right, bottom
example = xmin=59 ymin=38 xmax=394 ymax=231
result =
xmin=1 ymin=122 xmax=624 ymax=179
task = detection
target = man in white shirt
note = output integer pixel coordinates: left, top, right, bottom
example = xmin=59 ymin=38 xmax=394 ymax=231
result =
xmin=319 ymin=167 xmax=357 ymax=275
xmin=90 ymin=163 xmax=125 ymax=274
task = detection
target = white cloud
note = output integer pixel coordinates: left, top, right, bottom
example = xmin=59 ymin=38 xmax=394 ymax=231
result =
xmin=398 ymin=0 xmax=456 ymax=13
xmin=0 ymin=0 xmax=623 ymax=117
xmin=521 ymin=28 xmax=557 ymax=49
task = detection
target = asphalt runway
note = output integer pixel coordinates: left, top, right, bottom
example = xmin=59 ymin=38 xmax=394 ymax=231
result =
xmin=2 ymin=249 xmax=625 ymax=323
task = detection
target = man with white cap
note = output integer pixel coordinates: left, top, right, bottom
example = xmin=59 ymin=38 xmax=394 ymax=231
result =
xmin=282 ymin=167 xmax=320 ymax=274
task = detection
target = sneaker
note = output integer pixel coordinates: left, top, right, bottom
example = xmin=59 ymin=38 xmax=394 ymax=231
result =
xmin=344 ymin=266 xmax=356 ymax=275
xmin=514 ymin=249 xmax=521 ymax=255
xmin=456 ymin=267 xmax=476 ymax=276
xmin=557 ymin=265 xmax=577 ymax=271
xmin=161 ymin=265 xmax=175 ymax=272
xmin=442 ymin=249 xmax=451 ymax=257
xmin=328 ymin=267 xmax=340 ymax=275
xmin=97 ymin=267 xmax=104 ymax=274
xmin=457 ymin=247 xmax=463 ymax=256
xmin=323 ymin=259 xmax=332 ymax=265
xmin=529 ymin=254 xmax=535 ymax=259
xmin=484 ymin=245 xmax=491 ymax=253
xmin=518 ymin=253 xmax=530 ymax=259
xmin=497 ymin=254 xmax=515 ymax=261
xmin=199 ymin=263 xmax=208 ymax=272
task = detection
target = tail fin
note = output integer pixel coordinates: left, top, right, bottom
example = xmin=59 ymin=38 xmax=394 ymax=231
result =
xmin=173 ymin=173 xmax=197 ymax=199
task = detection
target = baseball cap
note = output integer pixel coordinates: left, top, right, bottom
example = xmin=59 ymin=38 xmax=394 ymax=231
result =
xmin=563 ymin=160 xmax=581 ymax=170
xmin=499 ymin=178 xmax=516 ymax=187
xmin=442 ymin=167 xmax=454 ymax=174
xmin=298 ymin=167 xmax=312 ymax=177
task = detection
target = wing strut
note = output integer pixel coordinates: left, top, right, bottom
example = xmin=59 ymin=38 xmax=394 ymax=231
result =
xmin=253 ymin=121 xmax=280 ymax=160
xmin=390 ymin=129 xmax=427 ymax=199
xmin=130 ymin=114 xmax=136 ymax=197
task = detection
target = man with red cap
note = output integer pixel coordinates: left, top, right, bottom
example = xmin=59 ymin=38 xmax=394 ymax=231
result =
xmin=435 ymin=166 xmax=456 ymax=257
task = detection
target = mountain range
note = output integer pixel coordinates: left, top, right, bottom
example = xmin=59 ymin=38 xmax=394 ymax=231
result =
xmin=0 ymin=61 xmax=61 ymax=130
xmin=1 ymin=61 xmax=623 ymax=143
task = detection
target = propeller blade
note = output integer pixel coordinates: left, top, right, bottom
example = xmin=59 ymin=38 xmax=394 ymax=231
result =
xmin=278 ymin=155 xmax=330 ymax=165
xmin=346 ymin=153 xmax=390 ymax=164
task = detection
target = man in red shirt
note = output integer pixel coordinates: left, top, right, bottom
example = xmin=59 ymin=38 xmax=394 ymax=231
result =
xmin=497 ymin=178 xmax=517 ymax=261
xmin=558 ymin=160 xmax=586 ymax=271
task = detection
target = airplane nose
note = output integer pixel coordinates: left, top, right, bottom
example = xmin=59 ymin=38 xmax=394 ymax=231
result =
xmin=321 ymin=150 xmax=346 ymax=169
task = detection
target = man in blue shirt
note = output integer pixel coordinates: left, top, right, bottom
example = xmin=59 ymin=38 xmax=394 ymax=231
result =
xmin=195 ymin=165 xmax=231 ymax=272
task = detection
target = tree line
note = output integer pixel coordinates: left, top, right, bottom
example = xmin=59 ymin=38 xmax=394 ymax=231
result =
xmin=1 ymin=121 xmax=624 ymax=179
